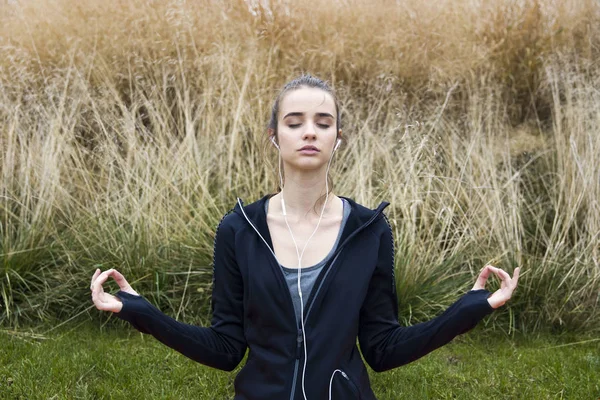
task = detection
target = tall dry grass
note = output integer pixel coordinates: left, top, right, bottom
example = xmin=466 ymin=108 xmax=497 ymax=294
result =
xmin=0 ymin=0 xmax=598 ymax=333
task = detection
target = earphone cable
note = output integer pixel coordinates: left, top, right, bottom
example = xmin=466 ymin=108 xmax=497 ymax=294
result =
xmin=276 ymin=137 xmax=339 ymax=400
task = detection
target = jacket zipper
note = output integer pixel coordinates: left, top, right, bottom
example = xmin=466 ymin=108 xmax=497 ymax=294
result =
xmin=381 ymin=212 xmax=396 ymax=295
xmin=289 ymin=328 xmax=303 ymax=400
xmin=235 ymin=198 xmax=388 ymax=400
xmin=236 ymin=198 xmax=302 ymax=400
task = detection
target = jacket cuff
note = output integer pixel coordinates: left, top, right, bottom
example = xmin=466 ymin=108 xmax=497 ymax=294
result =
xmin=464 ymin=288 xmax=495 ymax=319
xmin=114 ymin=290 xmax=146 ymax=322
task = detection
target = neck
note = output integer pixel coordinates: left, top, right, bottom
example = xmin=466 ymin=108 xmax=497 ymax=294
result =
xmin=274 ymin=166 xmax=337 ymax=220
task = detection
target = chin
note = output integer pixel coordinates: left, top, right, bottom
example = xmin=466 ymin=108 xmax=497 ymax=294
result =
xmin=286 ymin=159 xmax=326 ymax=171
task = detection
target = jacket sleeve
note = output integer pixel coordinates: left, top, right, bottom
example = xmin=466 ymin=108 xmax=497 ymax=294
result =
xmin=358 ymin=215 xmax=495 ymax=372
xmin=114 ymin=212 xmax=247 ymax=372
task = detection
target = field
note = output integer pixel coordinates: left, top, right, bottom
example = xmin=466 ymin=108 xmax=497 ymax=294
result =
xmin=1 ymin=324 xmax=599 ymax=399
xmin=0 ymin=0 xmax=599 ymax=397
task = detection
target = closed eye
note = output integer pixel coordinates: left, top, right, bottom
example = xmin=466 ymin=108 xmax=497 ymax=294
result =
xmin=288 ymin=123 xmax=331 ymax=129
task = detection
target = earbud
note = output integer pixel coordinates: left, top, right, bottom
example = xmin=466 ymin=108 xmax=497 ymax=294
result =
xmin=271 ymin=136 xmax=280 ymax=150
xmin=334 ymin=138 xmax=342 ymax=152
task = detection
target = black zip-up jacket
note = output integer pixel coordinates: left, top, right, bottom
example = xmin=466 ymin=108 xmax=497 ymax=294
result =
xmin=115 ymin=194 xmax=495 ymax=399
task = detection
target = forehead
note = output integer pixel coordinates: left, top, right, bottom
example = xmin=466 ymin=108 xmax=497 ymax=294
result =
xmin=279 ymin=87 xmax=336 ymax=118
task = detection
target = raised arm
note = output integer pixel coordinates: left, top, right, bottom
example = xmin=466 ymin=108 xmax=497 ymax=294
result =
xmin=358 ymin=215 xmax=518 ymax=372
xmin=90 ymin=212 xmax=247 ymax=371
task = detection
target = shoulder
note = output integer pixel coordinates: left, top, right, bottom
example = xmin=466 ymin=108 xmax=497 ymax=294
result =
xmin=341 ymin=196 xmax=391 ymax=219
xmin=215 ymin=206 xmax=243 ymax=237
xmin=369 ymin=212 xmax=393 ymax=241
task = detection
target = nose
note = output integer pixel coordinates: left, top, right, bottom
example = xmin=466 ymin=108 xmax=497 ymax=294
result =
xmin=302 ymin=122 xmax=317 ymax=140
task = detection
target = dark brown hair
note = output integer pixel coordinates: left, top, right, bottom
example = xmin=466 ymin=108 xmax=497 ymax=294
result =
xmin=265 ymin=74 xmax=343 ymax=216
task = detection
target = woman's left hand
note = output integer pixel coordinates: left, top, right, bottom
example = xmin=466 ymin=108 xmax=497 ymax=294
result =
xmin=472 ymin=265 xmax=520 ymax=309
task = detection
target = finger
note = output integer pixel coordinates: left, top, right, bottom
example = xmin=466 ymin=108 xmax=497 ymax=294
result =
xmin=92 ymin=293 xmax=110 ymax=311
xmin=473 ymin=265 xmax=492 ymax=289
xmin=493 ymin=267 xmax=511 ymax=282
xmin=491 ymin=267 xmax=512 ymax=290
xmin=90 ymin=268 xmax=101 ymax=290
xmin=111 ymin=269 xmax=131 ymax=291
xmin=93 ymin=290 xmax=122 ymax=312
xmin=512 ymin=267 xmax=521 ymax=287
xmin=495 ymin=267 xmax=521 ymax=293
xmin=92 ymin=286 xmax=114 ymax=309
xmin=91 ymin=269 xmax=114 ymax=293
xmin=91 ymin=286 xmax=103 ymax=308
xmin=472 ymin=265 xmax=495 ymax=290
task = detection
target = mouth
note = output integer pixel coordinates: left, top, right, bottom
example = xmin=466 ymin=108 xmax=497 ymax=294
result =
xmin=298 ymin=146 xmax=320 ymax=152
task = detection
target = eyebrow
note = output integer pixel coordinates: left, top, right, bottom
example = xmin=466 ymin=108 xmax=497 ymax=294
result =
xmin=283 ymin=112 xmax=335 ymax=120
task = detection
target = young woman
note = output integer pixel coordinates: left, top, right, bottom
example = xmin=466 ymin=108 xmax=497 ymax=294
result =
xmin=91 ymin=74 xmax=520 ymax=400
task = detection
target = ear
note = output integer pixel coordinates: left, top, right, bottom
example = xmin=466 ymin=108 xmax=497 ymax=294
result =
xmin=268 ymin=128 xmax=275 ymax=137
xmin=338 ymin=129 xmax=343 ymax=139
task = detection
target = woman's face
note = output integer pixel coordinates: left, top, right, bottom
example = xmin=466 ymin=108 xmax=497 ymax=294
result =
xmin=273 ymin=86 xmax=341 ymax=171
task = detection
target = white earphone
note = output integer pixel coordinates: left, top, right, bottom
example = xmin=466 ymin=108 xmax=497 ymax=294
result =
xmin=271 ymin=133 xmax=342 ymax=399
xmin=334 ymin=137 xmax=341 ymax=151
xmin=270 ymin=136 xmax=279 ymax=149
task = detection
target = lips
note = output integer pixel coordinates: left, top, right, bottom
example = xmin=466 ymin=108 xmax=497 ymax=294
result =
xmin=298 ymin=146 xmax=319 ymax=151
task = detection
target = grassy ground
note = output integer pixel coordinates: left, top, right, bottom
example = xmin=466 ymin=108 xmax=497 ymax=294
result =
xmin=0 ymin=322 xmax=598 ymax=399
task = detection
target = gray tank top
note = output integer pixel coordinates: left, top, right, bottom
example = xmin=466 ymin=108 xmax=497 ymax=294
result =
xmin=264 ymin=197 xmax=350 ymax=326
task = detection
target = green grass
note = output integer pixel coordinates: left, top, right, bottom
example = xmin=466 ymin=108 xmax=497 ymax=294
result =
xmin=0 ymin=322 xmax=598 ymax=399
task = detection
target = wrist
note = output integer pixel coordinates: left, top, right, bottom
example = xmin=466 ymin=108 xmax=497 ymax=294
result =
xmin=487 ymin=297 xmax=504 ymax=309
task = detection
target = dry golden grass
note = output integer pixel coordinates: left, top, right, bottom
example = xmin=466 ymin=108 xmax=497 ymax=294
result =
xmin=0 ymin=0 xmax=599 ymax=333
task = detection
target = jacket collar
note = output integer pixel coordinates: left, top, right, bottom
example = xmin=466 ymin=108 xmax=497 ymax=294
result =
xmin=233 ymin=193 xmax=390 ymax=253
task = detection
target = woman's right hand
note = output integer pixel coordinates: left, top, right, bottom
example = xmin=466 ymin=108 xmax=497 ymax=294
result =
xmin=90 ymin=268 xmax=140 ymax=313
